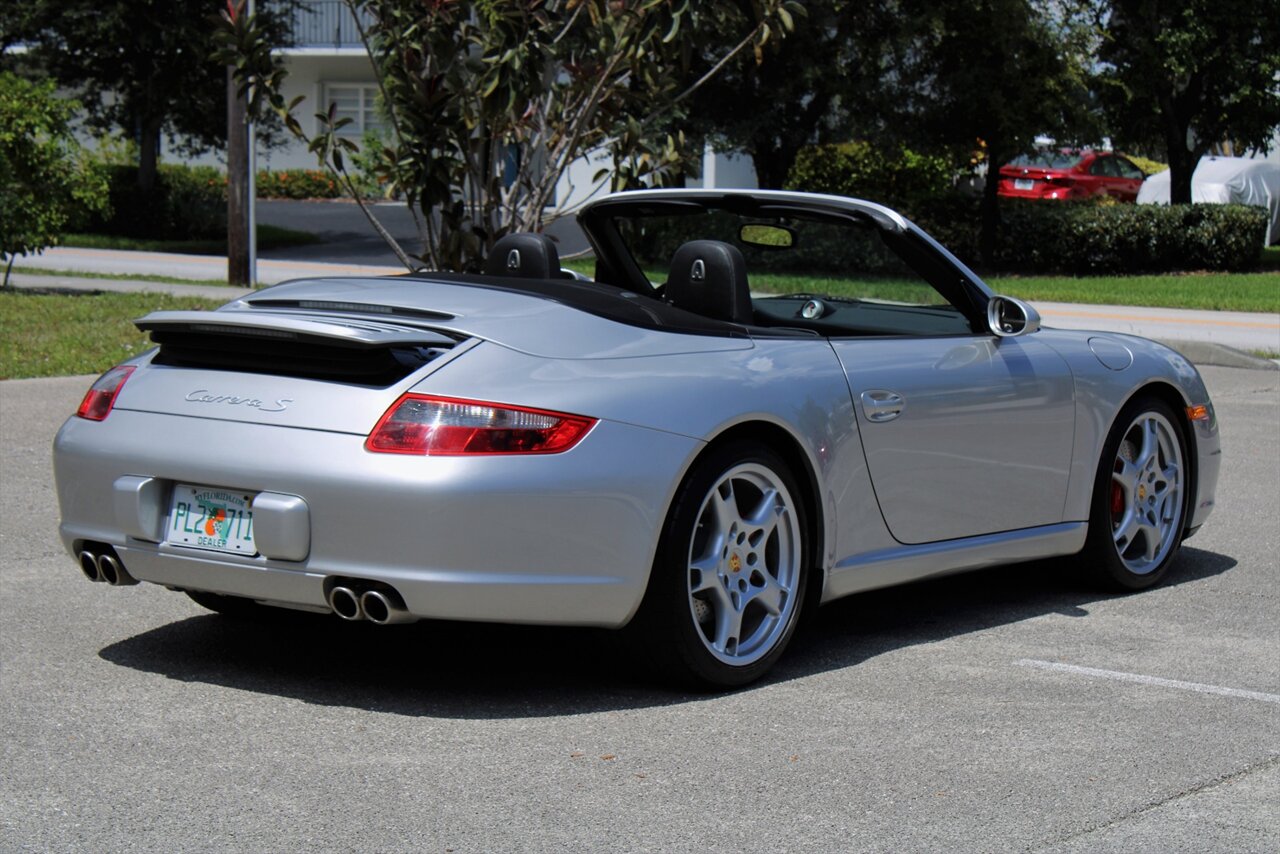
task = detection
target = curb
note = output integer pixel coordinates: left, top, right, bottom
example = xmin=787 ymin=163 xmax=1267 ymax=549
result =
xmin=1156 ymin=340 xmax=1279 ymax=371
xmin=6 ymin=273 xmax=252 ymax=301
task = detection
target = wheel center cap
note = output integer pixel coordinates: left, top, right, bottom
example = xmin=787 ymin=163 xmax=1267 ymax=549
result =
xmin=729 ymin=553 xmax=742 ymax=573
xmin=1137 ymin=484 xmax=1147 ymax=501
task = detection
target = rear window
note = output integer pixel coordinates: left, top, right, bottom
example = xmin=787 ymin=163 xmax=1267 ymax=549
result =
xmin=1009 ymin=151 xmax=1085 ymax=169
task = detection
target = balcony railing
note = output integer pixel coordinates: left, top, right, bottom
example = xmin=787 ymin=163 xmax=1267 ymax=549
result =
xmin=288 ymin=1 xmax=373 ymax=49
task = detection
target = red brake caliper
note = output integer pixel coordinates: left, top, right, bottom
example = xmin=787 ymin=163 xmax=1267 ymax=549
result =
xmin=1110 ymin=481 xmax=1124 ymax=516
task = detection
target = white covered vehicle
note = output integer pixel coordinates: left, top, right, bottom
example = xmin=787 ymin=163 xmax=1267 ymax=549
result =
xmin=1136 ymin=156 xmax=1280 ymax=245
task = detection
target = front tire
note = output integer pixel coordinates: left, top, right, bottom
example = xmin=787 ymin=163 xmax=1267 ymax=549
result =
xmin=1082 ymin=396 xmax=1189 ymax=590
xmin=631 ymin=441 xmax=809 ymax=689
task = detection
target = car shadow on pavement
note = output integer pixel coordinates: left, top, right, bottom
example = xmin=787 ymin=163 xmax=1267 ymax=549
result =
xmin=98 ymin=546 xmax=1235 ymax=718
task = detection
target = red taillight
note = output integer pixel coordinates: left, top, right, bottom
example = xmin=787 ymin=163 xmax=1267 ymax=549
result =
xmin=365 ymin=395 xmax=596 ymax=456
xmin=75 ymin=365 xmax=136 ymax=421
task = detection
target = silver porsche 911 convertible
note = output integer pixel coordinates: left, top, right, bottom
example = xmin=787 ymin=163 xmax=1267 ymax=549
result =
xmin=53 ymin=189 xmax=1220 ymax=688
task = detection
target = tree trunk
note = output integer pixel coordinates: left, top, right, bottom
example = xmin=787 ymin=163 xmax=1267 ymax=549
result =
xmin=137 ymin=117 xmax=162 ymax=191
xmin=1160 ymin=89 xmax=1197 ymax=205
xmin=750 ymin=138 xmax=800 ymax=191
xmin=227 ymin=67 xmax=250 ymax=286
xmin=1164 ymin=125 xmax=1197 ymax=205
xmin=980 ymin=154 xmax=1002 ymax=266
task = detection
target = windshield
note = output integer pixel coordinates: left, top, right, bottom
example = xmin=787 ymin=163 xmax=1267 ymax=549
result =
xmin=616 ymin=209 xmax=951 ymax=304
xmin=604 ymin=205 xmax=976 ymax=337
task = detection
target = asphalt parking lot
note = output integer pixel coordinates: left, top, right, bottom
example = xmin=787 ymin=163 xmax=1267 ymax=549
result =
xmin=1 ymin=366 xmax=1276 ymax=853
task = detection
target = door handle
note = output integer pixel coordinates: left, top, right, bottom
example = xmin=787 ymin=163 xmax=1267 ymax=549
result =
xmin=861 ymin=390 xmax=906 ymax=422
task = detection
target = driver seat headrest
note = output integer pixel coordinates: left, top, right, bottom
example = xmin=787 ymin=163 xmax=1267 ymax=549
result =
xmin=665 ymin=240 xmax=753 ymax=325
xmin=484 ymin=233 xmax=561 ymax=279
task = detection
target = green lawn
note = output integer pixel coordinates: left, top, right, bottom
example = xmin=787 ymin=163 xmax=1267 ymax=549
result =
xmin=60 ymin=223 xmax=319 ymax=255
xmin=0 ymin=290 xmax=225 ymax=379
xmin=970 ymin=272 xmax=1278 ymax=313
xmin=565 ymin=257 xmax=1280 ymax=313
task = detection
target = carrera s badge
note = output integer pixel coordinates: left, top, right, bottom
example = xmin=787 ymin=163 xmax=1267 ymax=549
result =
xmin=185 ymin=390 xmax=293 ymax=413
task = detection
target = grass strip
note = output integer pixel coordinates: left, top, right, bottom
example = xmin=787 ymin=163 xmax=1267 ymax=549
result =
xmin=982 ymin=272 xmax=1280 ymax=313
xmin=11 ymin=266 xmax=229 ymax=286
xmin=1261 ymin=246 xmax=1279 ymax=271
xmin=61 ymin=224 xmax=320 ymax=255
xmin=0 ymin=290 xmax=225 ymax=379
xmin=568 ymin=257 xmax=1278 ymax=313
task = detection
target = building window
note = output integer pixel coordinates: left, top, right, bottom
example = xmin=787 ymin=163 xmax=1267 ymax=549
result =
xmin=323 ymin=84 xmax=386 ymax=135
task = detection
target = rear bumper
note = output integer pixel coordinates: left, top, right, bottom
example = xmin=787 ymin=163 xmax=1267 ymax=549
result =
xmin=996 ymin=182 xmax=1084 ymax=200
xmin=54 ymin=410 xmax=700 ymax=627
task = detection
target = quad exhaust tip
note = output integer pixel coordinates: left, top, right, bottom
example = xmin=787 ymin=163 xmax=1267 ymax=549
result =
xmin=360 ymin=589 xmax=412 ymax=625
xmin=79 ymin=550 xmax=103 ymax=582
xmin=327 ymin=582 xmax=412 ymax=625
xmin=78 ymin=546 xmax=138 ymax=586
xmin=328 ymin=586 xmax=364 ymax=621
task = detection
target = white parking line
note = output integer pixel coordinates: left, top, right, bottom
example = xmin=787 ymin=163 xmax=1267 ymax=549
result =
xmin=1015 ymin=659 xmax=1280 ymax=704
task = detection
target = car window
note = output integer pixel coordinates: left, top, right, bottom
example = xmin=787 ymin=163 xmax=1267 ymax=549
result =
xmin=1091 ymin=156 xmax=1122 ymax=177
xmin=1115 ymin=157 xmax=1145 ymax=180
xmin=610 ymin=208 xmax=974 ymax=337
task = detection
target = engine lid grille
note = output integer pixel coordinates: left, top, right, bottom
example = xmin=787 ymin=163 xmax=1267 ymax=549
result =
xmin=138 ymin=310 xmax=459 ymax=387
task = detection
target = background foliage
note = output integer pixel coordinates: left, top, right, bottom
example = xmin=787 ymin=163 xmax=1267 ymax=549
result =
xmin=83 ymin=164 xmax=226 ymax=241
xmin=1100 ymin=0 xmax=1280 ymax=203
xmin=220 ymin=0 xmax=800 ymax=272
xmin=8 ymin=0 xmax=299 ymax=190
xmin=0 ymin=73 xmax=107 ymax=285
xmin=786 ymin=142 xmax=955 ymax=211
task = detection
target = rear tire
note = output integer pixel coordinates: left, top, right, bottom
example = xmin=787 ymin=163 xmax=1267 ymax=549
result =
xmin=1082 ymin=396 xmax=1189 ymax=590
xmin=630 ymin=441 xmax=809 ymax=689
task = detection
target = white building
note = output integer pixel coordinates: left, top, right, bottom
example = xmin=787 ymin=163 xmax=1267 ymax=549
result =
xmin=219 ymin=1 xmax=757 ymax=211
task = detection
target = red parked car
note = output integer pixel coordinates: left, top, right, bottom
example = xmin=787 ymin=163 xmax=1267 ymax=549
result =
xmin=997 ymin=150 xmax=1146 ymax=202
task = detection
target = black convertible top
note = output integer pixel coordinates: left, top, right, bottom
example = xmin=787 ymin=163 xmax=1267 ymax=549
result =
xmin=399 ymin=270 xmax=750 ymax=338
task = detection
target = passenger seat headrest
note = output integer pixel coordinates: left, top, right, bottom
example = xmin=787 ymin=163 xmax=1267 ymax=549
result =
xmin=484 ymin=233 xmax=561 ymax=279
xmin=665 ymin=240 xmax=753 ymax=324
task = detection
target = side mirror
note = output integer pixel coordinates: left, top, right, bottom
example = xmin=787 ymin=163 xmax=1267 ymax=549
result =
xmin=986 ymin=295 xmax=1041 ymax=337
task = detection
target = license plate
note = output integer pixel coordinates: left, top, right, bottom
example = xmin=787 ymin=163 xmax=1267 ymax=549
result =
xmin=1014 ymin=178 xmax=1035 ymax=191
xmin=166 ymin=484 xmax=257 ymax=555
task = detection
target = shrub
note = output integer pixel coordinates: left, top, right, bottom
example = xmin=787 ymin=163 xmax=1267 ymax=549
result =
xmin=786 ymin=142 xmax=955 ymax=211
xmin=0 ymin=73 xmax=108 ymax=282
xmin=994 ymin=201 xmax=1266 ymax=274
xmin=256 ymin=168 xmax=341 ymax=199
xmin=806 ymin=188 xmax=1263 ymax=275
xmin=1126 ymin=155 xmax=1168 ymax=177
xmin=85 ymin=163 xmax=226 ymax=240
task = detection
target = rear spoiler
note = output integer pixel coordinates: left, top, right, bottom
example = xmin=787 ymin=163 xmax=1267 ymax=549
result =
xmin=135 ymin=310 xmax=458 ymax=349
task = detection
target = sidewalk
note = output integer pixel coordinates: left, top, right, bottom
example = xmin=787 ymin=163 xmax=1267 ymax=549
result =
xmin=12 ymin=245 xmax=403 ymax=284
xmin=9 ymin=246 xmax=1279 ymax=367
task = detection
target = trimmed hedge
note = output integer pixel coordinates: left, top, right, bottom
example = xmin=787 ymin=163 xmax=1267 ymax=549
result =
xmin=613 ymin=192 xmax=1264 ymax=275
xmin=910 ymin=196 xmax=1266 ymax=274
xmin=257 ymin=168 xmax=341 ymax=199
xmin=786 ymin=142 xmax=1265 ymax=273
xmin=991 ymin=200 xmax=1266 ymax=274
xmin=85 ymin=164 xmax=225 ymax=240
